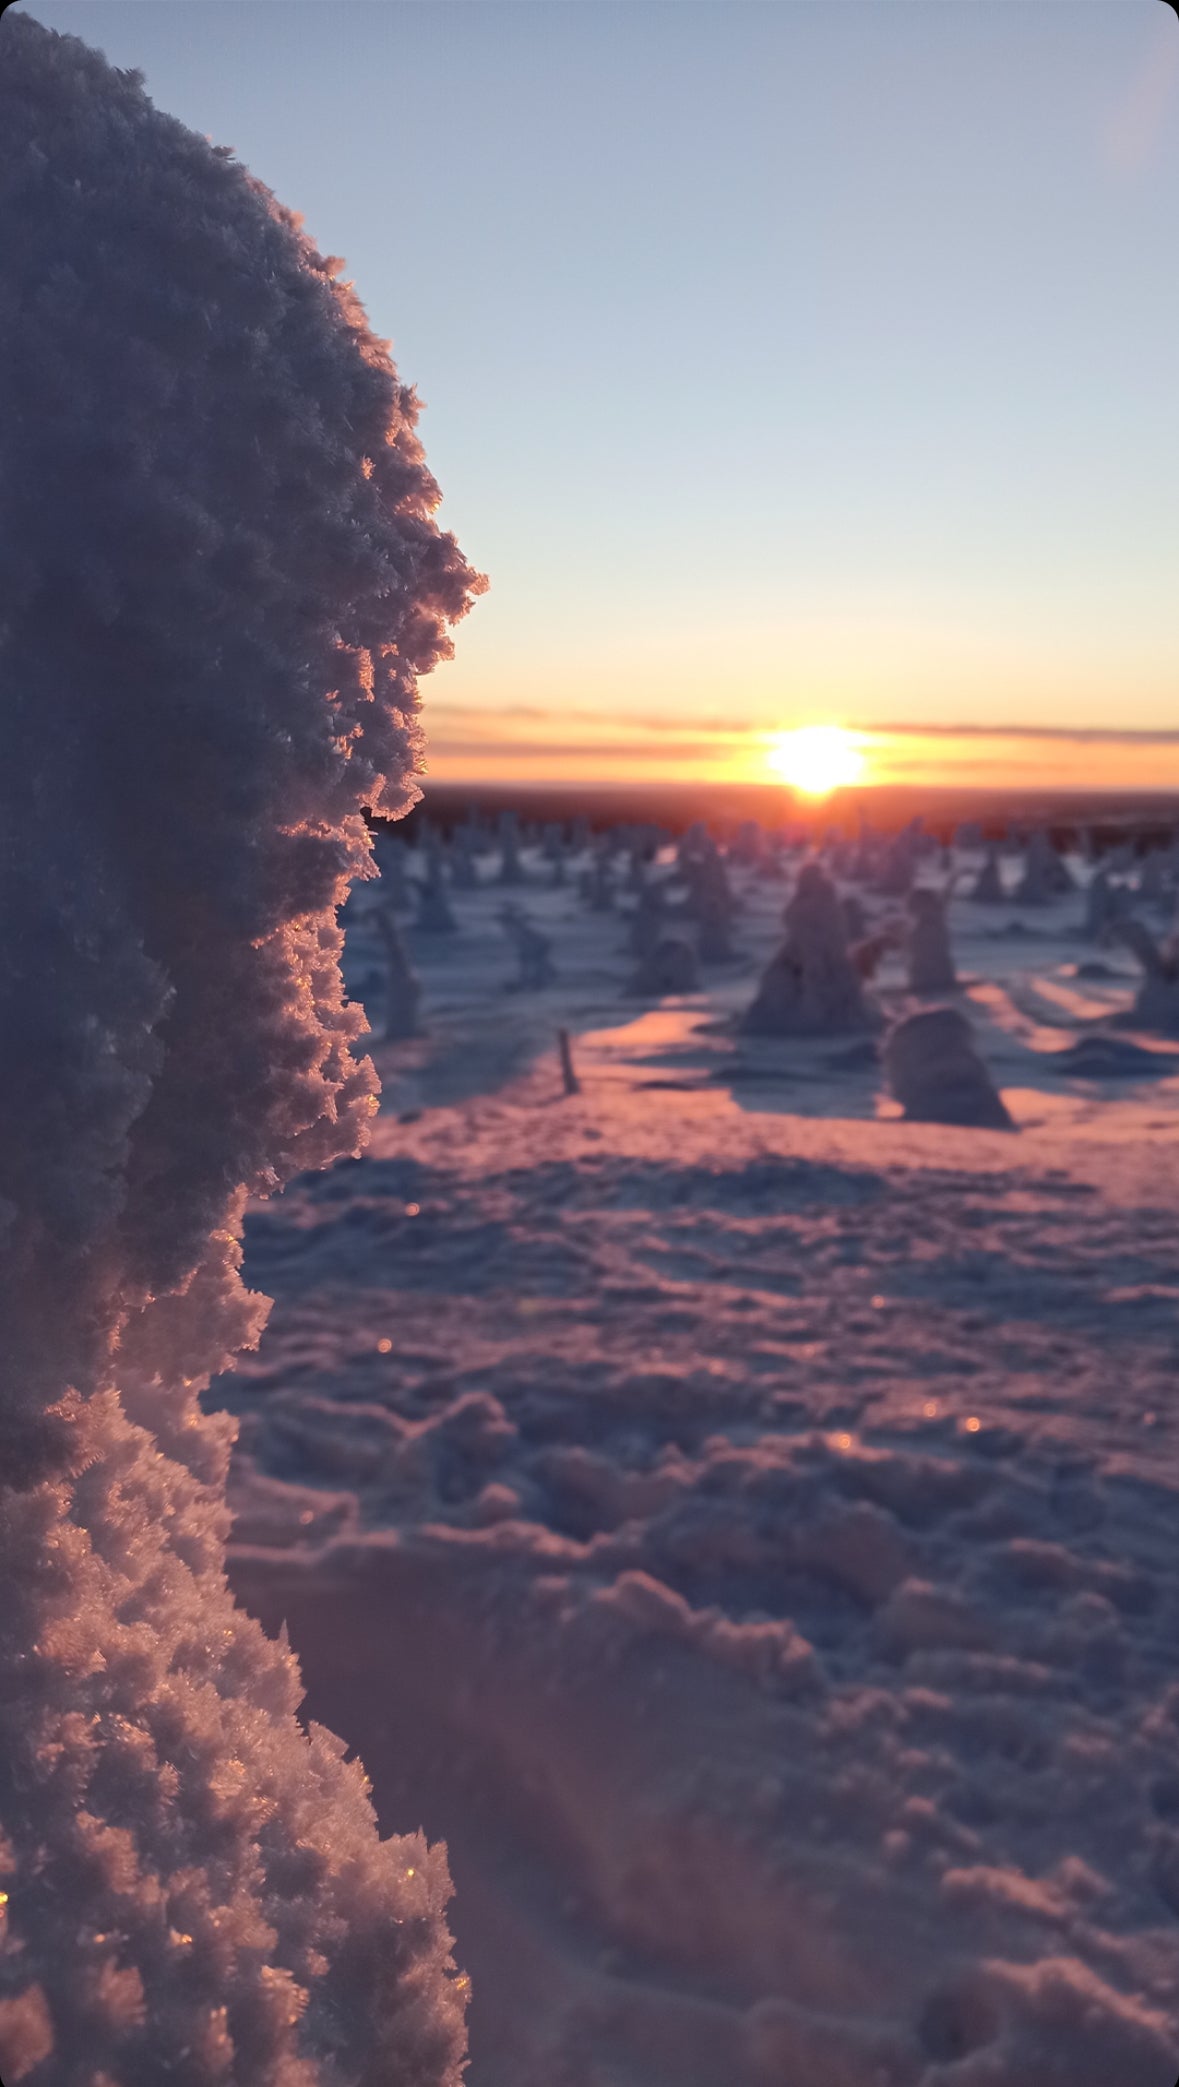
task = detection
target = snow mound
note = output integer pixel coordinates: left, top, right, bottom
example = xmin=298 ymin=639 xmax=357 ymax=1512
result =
xmin=884 ymin=1008 xmax=1013 ymax=1129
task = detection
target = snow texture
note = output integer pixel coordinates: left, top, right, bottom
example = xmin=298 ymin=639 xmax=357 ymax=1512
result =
xmin=209 ymin=815 xmax=1179 ymax=2086
xmin=218 ymin=1055 xmax=1179 ymax=2085
xmin=0 ymin=16 xmax=483 ymax=2084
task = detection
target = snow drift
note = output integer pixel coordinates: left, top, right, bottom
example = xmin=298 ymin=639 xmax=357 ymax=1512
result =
xmin=0 ymin=14 xmax=484 ymax=2083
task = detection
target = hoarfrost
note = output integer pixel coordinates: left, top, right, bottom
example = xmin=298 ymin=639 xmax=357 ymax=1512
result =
xmin=0 ymin=15 xmax=484 ymax=2082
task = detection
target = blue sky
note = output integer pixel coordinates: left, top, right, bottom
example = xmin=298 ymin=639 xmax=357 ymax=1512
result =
xmin=16 ymin=0 xmax=1179 ymax=784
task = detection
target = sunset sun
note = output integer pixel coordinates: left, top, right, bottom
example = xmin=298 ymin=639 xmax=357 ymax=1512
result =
xmin=765 ymin=724 xmax=866 ymax=796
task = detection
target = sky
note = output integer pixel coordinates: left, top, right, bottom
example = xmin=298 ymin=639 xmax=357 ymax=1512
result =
xmin=16 ymin=0 xmax=1179 ymax=791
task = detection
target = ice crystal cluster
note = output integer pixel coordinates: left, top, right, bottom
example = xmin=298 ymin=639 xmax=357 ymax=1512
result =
xmin=0 ymin=15 xmax=484 ymax=2083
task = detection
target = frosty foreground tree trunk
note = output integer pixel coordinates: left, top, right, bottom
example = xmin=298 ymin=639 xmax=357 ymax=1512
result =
xmin=0 ymin=17 xmax=485 ymax=2084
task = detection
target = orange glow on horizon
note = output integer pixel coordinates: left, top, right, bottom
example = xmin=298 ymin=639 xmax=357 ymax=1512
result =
xmin=415 ymin=706 xmax=1179 ymax=795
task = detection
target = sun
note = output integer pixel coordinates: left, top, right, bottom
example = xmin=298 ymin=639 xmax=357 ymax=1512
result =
xmin=765 ymin=724 xmax=866 ymax=797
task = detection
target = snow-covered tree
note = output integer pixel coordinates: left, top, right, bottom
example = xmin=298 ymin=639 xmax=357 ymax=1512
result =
xmin=624 ymin=875 xmax=668 ymax=960
xmin=375 ymin=905 xmax=425 ymax=1040
xmin=1014 ymin=829 xmax=1075 ymax=904
xmin=906 ymin=887 xmax=958 ymax=994
xmin=377 ymin=831 xmax=417 ymax=910
xmin=498 ymin=904 xmax=556 ymax=988
xmin=1080 ymin=867 xmax=1131 ymax=943
xmin=741 ymin=864 xmax=880 ymax=1037
xmin=415 ymin=834 xmax=458 ymax=933
xmin=447 ymin=827 xmax=481 ymax=891
xmin=579 ymin=841 xmax=616 ymax=911
xmin=625 ymin=935 xmax=699 ymax=997
xmin=0 ymin=17 xmax=485 ymax=2083
xmin=496 ymin=808 xmax=526 ymax=885
xmin=1112 ymin=918 xmax=1179 ymax=1033
xmin=967 ymin=846 xmax=1005 ymax=905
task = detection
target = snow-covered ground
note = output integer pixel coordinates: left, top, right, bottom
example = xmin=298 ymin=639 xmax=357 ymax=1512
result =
xmin=212 ymin=836 xmax=1179 ymax=2086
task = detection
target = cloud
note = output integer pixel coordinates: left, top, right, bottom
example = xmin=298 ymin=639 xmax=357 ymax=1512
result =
xmin=0 ymin=14 xmax=482 ymax=2082
xmin=422 ymin=703 xmax=1179 ymax=765
xmin=426 ymin=736 xmax=737 ymax=763
xmin=860 ymin=722 xmax=1179 ymax=746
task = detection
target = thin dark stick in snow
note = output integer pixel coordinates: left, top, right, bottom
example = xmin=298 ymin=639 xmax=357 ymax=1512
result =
xmin=558 ymin=1027 xmax=580 ymax=1095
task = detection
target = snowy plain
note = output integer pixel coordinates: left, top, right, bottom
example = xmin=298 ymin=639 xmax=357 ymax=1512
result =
xmin=210 ymin=832 xmax=1179 ymax=2087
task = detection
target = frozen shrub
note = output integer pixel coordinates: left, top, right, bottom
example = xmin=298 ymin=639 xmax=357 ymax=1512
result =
xmin=624 ymin=875 xmax=668 ymax=959
xmin=374 ymin=906 xmax=425 ymax=1040
xmin=414 ymin=835 xmax=458 ymax=933
xmin=820 ymin=831 xmax=852 ymax=881
xmin=755 ymin=835 xmax=789 ymax=880
xmin=540 ymin=820 xmax=563 ymax=863
xmin=625 ymin=935 xmax=699 ymax=997
xmin=496 ymin=808 xmax=525 ymax=885
xmin=875 ymin=820 xmax=925 ymax=898
xmin=849 ymin=820 xmax=879 ymax=884
xmin=907 ymin=887 xmax=958 ymax=992
xmin=1111 ymin=918 xmax=1179 ymax=1033
xmin=694 ymin=887 xmax=739 ymax=962
xmin=676 ymin=820 xmax=713 ymax=876
xmin=374 ymin=831 xmax=414 ymax=910
xmin=741 ymin=864 xmax=880 ymax=1036
xmin=682 ymin=843 xmax=738 ymax=961
xmin=1080 ymin=867 xmax=1131 ymax=942
xmin=621 ymin=837 xmax=649 ymax=894
xmin=498 ymin=904 xmax=556 ymax=989
xmin=447 ymin=828 xmax=480 ymax=891
xmin=0 ymin=16 xmax=485 ymax=2083
xmin=542 ymin=822 xmax=570 ymax=886
xmin=1014 ymin=829 xmax=1075 ymax=904
xmin=727 ymin=819 xmax=765 ymax=869
xmin=459 ymin=808 xmax=492 ymax=856
xmin=840 ymin=893 xmax=868 ymax=943
xmin=968 ymin=846 xmax=1005 ymax=905
xmin=850 ymin=927 xmax=898 ymax=981
xmin=1136 ymin=846 xmax=1174 ymax=912
xmin=579 ymin=841 xmax=616 ymax=911
xmin=884 ymin=1007 xmax=1013 ymax=1127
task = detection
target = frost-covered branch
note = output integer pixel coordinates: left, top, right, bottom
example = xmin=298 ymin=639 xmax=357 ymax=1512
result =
xmin=0 ymin=16 xmax=484 ymax=2083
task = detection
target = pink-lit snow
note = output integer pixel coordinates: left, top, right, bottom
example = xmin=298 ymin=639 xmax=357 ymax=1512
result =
xmin=214 ymin=838 xmax=1179 ymax=2087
